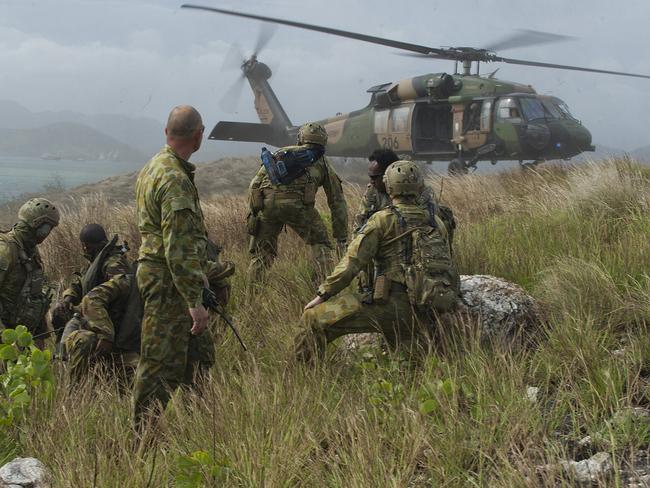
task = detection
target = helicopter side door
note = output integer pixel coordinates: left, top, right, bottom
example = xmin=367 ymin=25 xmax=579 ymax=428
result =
xmin=410 ymin=103 xmax=454 ymax=155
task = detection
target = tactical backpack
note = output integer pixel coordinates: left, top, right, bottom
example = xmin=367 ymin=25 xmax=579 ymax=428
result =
xmin=390 ymin=204 xmax=460 ymax=313
xmin=261 ymin=145 xmax=325 ymax=185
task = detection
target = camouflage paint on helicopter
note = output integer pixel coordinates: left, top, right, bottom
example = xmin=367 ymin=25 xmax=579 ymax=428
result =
xmin=210 ymin=57 xmax=594 ymax=173
xmin=185 ymin=5 xmax=650 ymax=173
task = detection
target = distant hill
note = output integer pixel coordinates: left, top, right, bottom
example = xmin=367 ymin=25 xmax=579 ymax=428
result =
xmin=0 ymin=100 xmax=163 ymax=157
xmin=0 ymin=122 xmax=147 ymax=162
xmin=0 ymin=99 xmax=261 ymax=161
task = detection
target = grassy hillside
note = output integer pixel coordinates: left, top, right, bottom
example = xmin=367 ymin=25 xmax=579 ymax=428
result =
xmin=3 ymin=159 xmax=650 ymax=486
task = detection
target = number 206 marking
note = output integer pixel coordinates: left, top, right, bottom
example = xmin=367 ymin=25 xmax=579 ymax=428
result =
xmin=381 ymin=137 xmax=399 ymax=150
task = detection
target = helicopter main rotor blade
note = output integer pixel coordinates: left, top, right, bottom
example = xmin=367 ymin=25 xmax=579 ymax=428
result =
xmin=181 ymin=4 xmax=447 ymax=56
xmin=483 ymin=29 xmax=574 ymax=52
xmin=254 ymin=22 xmax=277 ymax=56
xmin=497 ymin=55 xmax=650 ymax=79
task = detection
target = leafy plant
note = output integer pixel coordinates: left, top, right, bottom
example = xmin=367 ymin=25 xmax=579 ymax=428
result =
xmin=0 ymin=326 xmax=54 ymax=426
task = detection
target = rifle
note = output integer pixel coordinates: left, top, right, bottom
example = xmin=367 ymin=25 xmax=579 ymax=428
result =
xmin=202 ymin=287 xmax=247 ymax=351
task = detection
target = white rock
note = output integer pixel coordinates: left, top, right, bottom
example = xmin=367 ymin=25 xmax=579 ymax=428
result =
xmin=562 ymin=452 xmax=613 ymax=484
xmin=0 ymin=457 xmax=51 ymax=488
xmin=455 ymin=275 xmax=542 ymax=341
xmin=526 ymin=386 xmax=540 ymax=403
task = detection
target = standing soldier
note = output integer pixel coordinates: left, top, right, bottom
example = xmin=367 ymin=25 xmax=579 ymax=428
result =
xmin=133 ymin=105 xmax=213 ymax=431
xmin=0 ymin=198 xmax=59 ymax=348
xmin=50 ymin=223 xmax=130 ymax=343
xmin=247 ymin=122 xmax=348 ymax=282
xmin=294 ymin=161 xmax=460 ymax=363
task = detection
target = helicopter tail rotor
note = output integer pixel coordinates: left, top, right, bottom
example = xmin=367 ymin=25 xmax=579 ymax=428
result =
xmin=219 ymin=23 xmax=277 ymax=113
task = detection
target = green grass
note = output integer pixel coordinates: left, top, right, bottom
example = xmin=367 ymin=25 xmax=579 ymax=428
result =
xmin=3 ymin=159 xmax=650 ymax=486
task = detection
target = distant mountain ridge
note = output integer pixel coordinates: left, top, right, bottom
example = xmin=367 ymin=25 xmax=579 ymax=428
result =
xmin=0 ymin=122 xmax=146 ymax=162
xmin=0 ymin=100 xmax=163 ymax=157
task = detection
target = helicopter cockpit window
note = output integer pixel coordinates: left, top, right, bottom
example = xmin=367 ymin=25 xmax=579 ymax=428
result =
xmin=541 ymin=100 xmax=562 ymax=119
xmin=496 ymin=97 xmax=522 ymax=123
xmin=556 ymin=102 xmax=576 ymax=120
xmin=374 ymin=110 xmax=389 ymax=134
xmin=519 ymin=97 xmax=546 ymax=121
xmin=391 ymin=106 xmax=410 ymax=133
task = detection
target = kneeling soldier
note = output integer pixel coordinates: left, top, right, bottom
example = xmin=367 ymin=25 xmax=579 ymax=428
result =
xmin=294 ymin=161 xmax=460 ymax=362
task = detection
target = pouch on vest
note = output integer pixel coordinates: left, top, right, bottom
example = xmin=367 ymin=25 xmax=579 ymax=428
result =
xmin=246 ymin=212 xmax=260 ymax=236
xmin=250 ymin=188 xmax=264 ymax=212
xmin=303 ymin=182 xmax=316 ymax=206
xmin=391 ymin=206 xmax=460 ymax=313
xmin=372 ymin=274 xmax=391 ymax=304
xmin=261 ymin=146 xmax=325 ymax=185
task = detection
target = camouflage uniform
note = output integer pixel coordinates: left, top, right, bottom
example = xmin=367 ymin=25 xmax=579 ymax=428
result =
xmin=56 ymin=239 xmax=131 ymax=341
xmin=0 ymin=223 xmax=50 ymax=336
xmin=353 ymin=185 xmax=456 ymax=292
xmin=354 ymin=185 xmax=455 ymax=242
xmin=247 ymin=144 xmax=348 ymax=281
xmin=133 ymin=144 xmax=214 ymax=426
xmin=61 ymin=242 xmax=130 ymax=306
xmin=64 ymin=273 xmax=140 ymax=381
xmin=295 ymin=199 xmax=453 ymax=362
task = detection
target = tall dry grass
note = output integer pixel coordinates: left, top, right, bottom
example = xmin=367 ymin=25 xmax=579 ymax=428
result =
xmin=3 ymin=159 xmax=650 ymax=486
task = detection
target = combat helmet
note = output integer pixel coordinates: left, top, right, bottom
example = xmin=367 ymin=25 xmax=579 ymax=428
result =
xmin=18 ymin=198 xmax=60 ymax=228
xmin=383 ymin=161 xmax=424 ymax=197
xmin=297 ymin=123 xmax=328 ymax=146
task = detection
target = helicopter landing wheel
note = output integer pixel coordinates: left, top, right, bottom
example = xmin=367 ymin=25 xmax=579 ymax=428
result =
xmin=520 ymin=159 xmax=544 ymax=170
xmin=448 ymin=159 xmax=468 ymax=176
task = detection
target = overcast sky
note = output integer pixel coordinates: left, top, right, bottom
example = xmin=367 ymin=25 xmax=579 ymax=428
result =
xmin=0 ymin=0 xmax=649 ymax=152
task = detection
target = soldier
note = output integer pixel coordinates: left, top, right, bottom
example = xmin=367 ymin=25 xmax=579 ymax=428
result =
xmin=50 ymin=223 xmax=130 ymax=343
xmin=0 ymin=198 xmax=59 ymax=348
xmin=63 ymin=255 xmax=234 ymax=383
xmin=63 ymin=271 xmax=141 ymax=382
xmin=294 ymin=161 xmax=460 ymax=363
xmin=247 ymin=122 xmax=348 ymax=282
xmin=354 ymin=149 xmax=456 ymax=243
xmin=133 ymin=105 xmax=214 ymax=430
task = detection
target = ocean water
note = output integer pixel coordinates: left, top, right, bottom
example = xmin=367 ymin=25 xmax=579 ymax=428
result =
xmin=0 ymin=156 xmax=143 ymax=203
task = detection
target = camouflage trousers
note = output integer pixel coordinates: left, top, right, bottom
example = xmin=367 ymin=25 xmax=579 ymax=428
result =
xmin=64 ymin=329 xmax=139 ymax=382
xmin=294 ymin=288 xmax=430 ymax=363
xmin=132 ymin=262 xmax=215 ymax=429
xmin=248 ymin=199 xmax=333 ymax=283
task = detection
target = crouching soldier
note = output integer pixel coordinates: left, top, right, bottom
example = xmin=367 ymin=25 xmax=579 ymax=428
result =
xmin=0 ymin=198 xmax=60 ymax=348
xmin=63 ymin=270 xmax=141 ymax=382
xmin=294 ymin=161 xmax=460 ymax=363
xmin=50 ymin=223 xmax=130 ymax=344
xmin=63 ymin=251 xmax=234 ymax=382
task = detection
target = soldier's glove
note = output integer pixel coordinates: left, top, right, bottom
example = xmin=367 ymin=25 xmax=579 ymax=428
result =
xmin=51 ymin=300 xmax=74 ymax=328
xmin=93 ymin=338 xmax=113 ymax=359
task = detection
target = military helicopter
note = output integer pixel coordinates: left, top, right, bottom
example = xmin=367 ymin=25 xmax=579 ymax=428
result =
xmin=181 ymin=4 xmax=650 ymax=174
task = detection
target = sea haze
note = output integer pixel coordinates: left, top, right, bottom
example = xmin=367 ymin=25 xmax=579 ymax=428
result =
xmin=0 ymin=156 xmax=143 ymax=203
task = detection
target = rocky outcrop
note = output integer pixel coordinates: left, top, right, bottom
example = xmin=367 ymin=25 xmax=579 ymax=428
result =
xmin=340 ymin=274 xmax=543 ymax=353
xmin=0 ymin=457 xmax=51 ymax=488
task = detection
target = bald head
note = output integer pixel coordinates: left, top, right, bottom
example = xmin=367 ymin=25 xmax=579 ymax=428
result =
xmin=166 ymin=105 xmax=203 ymax=139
